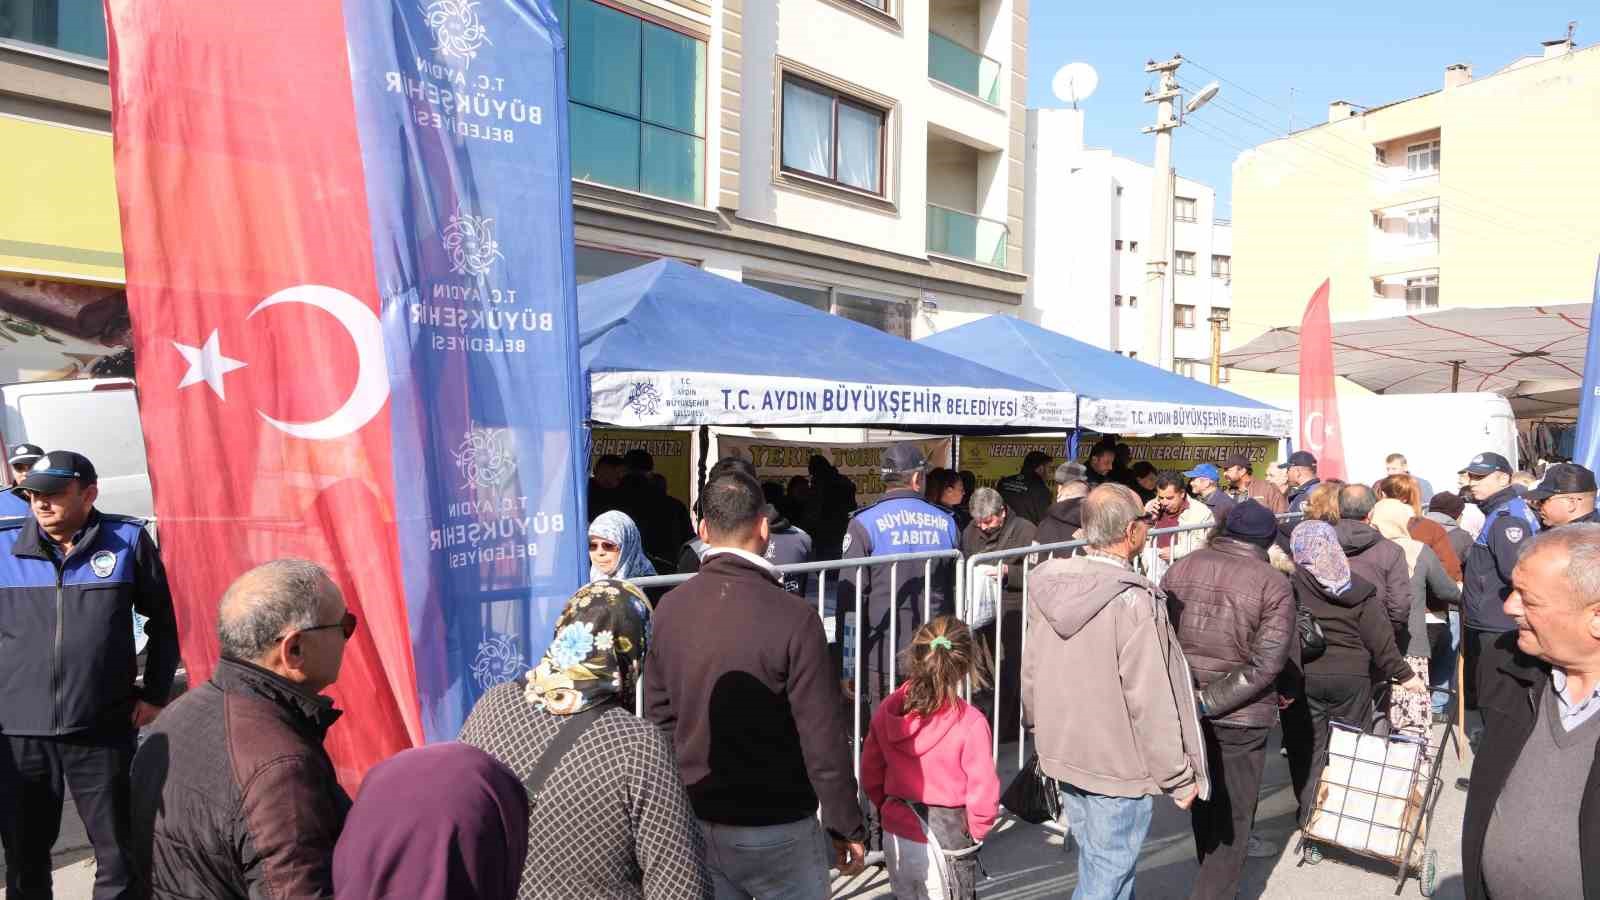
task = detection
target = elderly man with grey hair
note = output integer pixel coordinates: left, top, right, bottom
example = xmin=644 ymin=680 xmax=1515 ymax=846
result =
xmin=1464 ymin=524 xmax=1600 ymax=900
xmin=130 ymin=559 xmax=356 ymax=899
xmin=962 ymin=486 xmax=1037 ymax=739
xmin=1023 ymin=484 xmax=1209 ymax=900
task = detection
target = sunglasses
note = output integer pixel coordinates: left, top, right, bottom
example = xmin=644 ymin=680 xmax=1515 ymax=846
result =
xmin=295 ymin=611 xmax=359 ymax=640
xmin=589 ymin=539 xmax=620 ymax=553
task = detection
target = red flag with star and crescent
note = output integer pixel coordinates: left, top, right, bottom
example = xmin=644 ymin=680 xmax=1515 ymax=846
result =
xmin=1298 ymin=279 xmax=1348 ymax=481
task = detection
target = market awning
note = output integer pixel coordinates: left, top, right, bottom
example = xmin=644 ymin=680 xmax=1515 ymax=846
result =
xmin=1220 ymin=304 xmax=1591 ymax=415
xmin=579 ymin=260 xmax=1077 ymax=429
xmin=917 ymin=315 xmax=1292 ymax=438
xmin=0 ymin=115 xmax=124 ymax=285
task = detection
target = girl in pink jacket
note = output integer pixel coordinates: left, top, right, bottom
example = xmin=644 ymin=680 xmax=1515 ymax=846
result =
xmin=862 ymin=616 xmax=1000 ymax=899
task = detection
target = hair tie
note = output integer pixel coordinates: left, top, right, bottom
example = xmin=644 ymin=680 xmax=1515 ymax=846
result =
xmin=929 ymin=636 xmax=953 ymax=651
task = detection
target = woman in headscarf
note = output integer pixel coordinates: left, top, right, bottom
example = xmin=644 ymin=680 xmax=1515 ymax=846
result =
xmin=1288 ymin=520 xmax=1423 ymax=839
xmin=589 ymin=510 xmax=657 ymax=582
xmin=334 ymin=742 xmax=529 ymax=900
xmin=458 ymin=580 xmax=711 ymax=900
xmin=1370 ymin=498 xmax=1460 ymax=736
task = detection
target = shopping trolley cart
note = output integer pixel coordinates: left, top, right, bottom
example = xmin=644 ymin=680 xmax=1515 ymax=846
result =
xmin=1297 ymin=696 xmax=1459 ymax=897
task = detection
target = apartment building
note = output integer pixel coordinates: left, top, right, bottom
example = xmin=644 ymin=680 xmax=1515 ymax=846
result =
xmin=1024 ymin=107 xmax=1233 ymax=380
xmin=1230 ymin=38 xmax=1600 ymax=353
xmin=568 ymin=0 xmax=1030 ymax=336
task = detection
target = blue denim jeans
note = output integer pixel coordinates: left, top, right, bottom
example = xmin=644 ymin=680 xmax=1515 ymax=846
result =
xmin=1429 ymin=611 xmax=1461 ymax=715
xmin=1059 ymin=784 xmax=1153 ymax=900
xmin=698 ymin=816 xmax=832 ymax=900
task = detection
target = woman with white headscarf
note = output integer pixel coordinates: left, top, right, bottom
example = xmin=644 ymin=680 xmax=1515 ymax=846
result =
xmin=588 ymin=510 xmax=657 ymax=583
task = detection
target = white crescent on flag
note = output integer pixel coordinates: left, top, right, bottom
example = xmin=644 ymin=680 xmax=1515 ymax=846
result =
xmin=247 ymin=285 xmax=390 ymax=441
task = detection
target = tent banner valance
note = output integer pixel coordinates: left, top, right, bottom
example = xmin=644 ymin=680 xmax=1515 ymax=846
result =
xmin=591 ymin=371 xmax=1077 ymax=429
xmin=1080 ymin=398 xmax=1294 ymax=438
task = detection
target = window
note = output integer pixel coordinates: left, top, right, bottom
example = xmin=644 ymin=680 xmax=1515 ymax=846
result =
xmin=1175 ymin=359 xmax=1198 ymax=378
xmin=0 ymin=0 xmax=106 ymax=59
xmin=1114 ymin=239 xmax=1124 ymax=250
xmin=781 ymin=75 xmax=886 ymax=194
xmin=1175 ymin=251 xmax=1197 ymax=275
xmin=1406 ymin=206 xmax=1439 ymax=242
xmin=745 ymin=278 xmax=907 ymax=336
xmin=1213 ymin=307 xmax=1231 ymax=330
xmin=853 ymin=0 xmax=889 ymax=8
xmin=1129 ymin=240 xmax=1139 ymax=252
xmin=1406 ymin=140 xmax=1440 ymax=177
xmin=1405 ymin=275 xmax=1439 ymax=311
xmin=565 ymin=0 xmax=707 ymax=204
xmin=1128 ymin=295 xmax=1138 ymax=308
xmin=1175 ymin=196 xmax=1198 ymax=223
xmin=1375 ymin=146 xmax=1388 ymax=165
xmin=1113 ymin=294 xmax=1123 ymax=306
xmin=1175 ymin=304 xmax=1197 ymax=328
xmin=576 ymin=245 xmax=660 ymax=285
xmin=1212 ymin=255 xmax=1232 ymax=278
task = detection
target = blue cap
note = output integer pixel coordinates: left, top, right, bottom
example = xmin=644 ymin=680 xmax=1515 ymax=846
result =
xmin=1183 ymin=463 xmax=1220 ymax=481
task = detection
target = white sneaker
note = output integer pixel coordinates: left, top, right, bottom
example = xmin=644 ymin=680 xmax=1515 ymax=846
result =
xmin=1246 ymin=835 xmax=1279 ymax=858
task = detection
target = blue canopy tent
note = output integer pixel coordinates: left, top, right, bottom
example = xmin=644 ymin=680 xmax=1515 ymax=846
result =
xmin=579 ymin=261 xmax=1076 ymax=431
xmin=918 ymin=315 xmax=1292 ymax=438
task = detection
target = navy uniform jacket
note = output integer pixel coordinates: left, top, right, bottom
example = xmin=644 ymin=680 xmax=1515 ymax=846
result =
xmin=1461 ymin=486 xmax=1540 ymax=633
xmin=835 ymin=489 xmax=958 ymax=694
xmin=0 ymin=488 xmax=30 ymax=519
xmin=0 ymin=510 xmax=179 ymax=735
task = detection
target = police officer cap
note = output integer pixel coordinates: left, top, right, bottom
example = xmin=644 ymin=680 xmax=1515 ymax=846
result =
xmin=7 ymin=443 xmax=43 ymax=468
xmin=1525 ymin=463 xmax=1598 ymax=501
xmin=18 ymin=450 xmax=97 ymax=494
xmin=880 ymin=443 xmax=929 ymax=475
xmin=1287 ymin=450 xmax=1317 ymax=469
xmin=1462 ymin=452 xmax=1513 ymax=476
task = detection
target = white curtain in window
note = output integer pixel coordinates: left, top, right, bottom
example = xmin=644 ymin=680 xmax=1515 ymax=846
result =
xmin=836 ymin=104 xmax=882 ymax=192
xmin=782 ymin=80 xmax=832 ymax=178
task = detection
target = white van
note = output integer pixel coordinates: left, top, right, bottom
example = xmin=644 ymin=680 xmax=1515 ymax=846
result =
xmin=1 ymin=376 xmax=154 ymax=520
xmin=1301 ymin=392 xmax=1520 ymax=498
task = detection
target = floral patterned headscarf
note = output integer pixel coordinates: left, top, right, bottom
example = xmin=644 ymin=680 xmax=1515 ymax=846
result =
xmin=524 ymin=580 xmax=652 ymax=716
xmin=588 ymin=510 xmax=657 ymax=583
xmin=1291 ymin=520 xmax=1353 ymax=595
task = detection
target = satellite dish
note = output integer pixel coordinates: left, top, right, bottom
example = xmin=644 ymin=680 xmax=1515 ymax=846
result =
xmin=1052 ymin=63 xmax=1100 ymax=108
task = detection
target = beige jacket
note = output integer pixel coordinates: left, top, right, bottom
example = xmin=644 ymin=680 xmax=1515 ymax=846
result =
xmin=1022 ymin=553 xmax=1211 ymax=801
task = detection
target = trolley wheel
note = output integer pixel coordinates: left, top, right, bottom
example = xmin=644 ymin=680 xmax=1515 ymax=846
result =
xmin=1419 ymin=850 xmax=1438 ymax=897
xmin=1302 ymin=843 xmax=1323 ymax=866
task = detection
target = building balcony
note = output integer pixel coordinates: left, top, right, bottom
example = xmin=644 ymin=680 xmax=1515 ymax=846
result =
xmin=927 ymin=203 xmax=1008 ymax=267
xmin=928 ymin=31 xmax=1001 ymax=105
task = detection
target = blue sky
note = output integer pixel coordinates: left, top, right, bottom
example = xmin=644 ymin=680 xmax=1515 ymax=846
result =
xmin=1026 ymin=3 xmax=1588 ymax=216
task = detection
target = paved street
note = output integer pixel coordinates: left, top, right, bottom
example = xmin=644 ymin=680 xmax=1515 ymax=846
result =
xmin=30 ymin=722 xmax=1470 ymax=899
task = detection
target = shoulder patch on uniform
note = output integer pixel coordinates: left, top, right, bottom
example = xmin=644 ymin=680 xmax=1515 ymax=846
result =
xmin=91 ymin=550 xmax=118 ymax=578
xmin=1504 ymin=526 xmax=1524 ymax=544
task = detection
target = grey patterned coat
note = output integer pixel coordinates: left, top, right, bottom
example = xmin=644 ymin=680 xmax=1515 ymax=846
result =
xmin=459 ymin=684 xmax=713 ymax=899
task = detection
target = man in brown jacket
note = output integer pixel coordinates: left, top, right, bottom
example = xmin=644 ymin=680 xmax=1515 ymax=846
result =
xmin=1162 ymin=501 xmax=1295 ymax=899
xmin=129 ymin=559 xmax=354 ymax=899
xmin=1023 ymin=484 xmax=1209 ymax=900
xmin=1223 ymin=454 xmax=1287 ymax=515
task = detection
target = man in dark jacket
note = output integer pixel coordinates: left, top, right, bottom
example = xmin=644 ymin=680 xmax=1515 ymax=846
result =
xmin=1460 ymin=452 xmax=1542 ymax=736
xmin=1527 ymin=462 xmax=1598 ymax=530
xmin=961 ymin=487 xmax=1037 ymax=741
xmin=0 ymin=451 xmax=179 ymax=900
xmin=1424 ymin=489 xmax=1476 ymax=718
xmin=1185 ymin=463 xmax=1236 ymax=522
xmin=1086 ymin=442 xmax=1117 ymax=486
xmin=1463 ymin=525 xmax=1600 ymax=900
xmin=646 ymin=470 xmax=866 ymax=895
xmin=805 ymin=455 xmax=857 ymax=561
xmin=1162 ymin=502 xmax=1295 ymax=897
xmin=996 ymin=450 xmax=1054 ymax=525
xmin=1038 ymin=461 xmax=1089 ymax=555
xmin=763 ymin=503 xmax=814 ymax=596
xmin=837 ymin=443 xmax=959 ymax=711
xmin=1335 ymin=485 xmax=1413 ymax=636
xmin=1284 ymin=451 xmax=1321 ymax=513
xmin=130 ymin=559 xmax=353 ymax=900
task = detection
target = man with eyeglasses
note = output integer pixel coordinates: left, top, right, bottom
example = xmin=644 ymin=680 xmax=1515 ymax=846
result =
xmin=0 ymin=450 xmax=178 ymax=900
xmin=130 ymin=559 xmax=355 ymax=899
xmin=1526 ymin=463 xmax=1599 ymax=530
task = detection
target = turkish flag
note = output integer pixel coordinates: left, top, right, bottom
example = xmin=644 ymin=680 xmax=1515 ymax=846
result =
xmin=1298 ymin=279 xmax=1348 ymax=481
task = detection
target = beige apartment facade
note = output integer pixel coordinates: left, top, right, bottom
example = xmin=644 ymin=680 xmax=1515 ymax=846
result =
xmin=570 ymin=0 xmax=1030 ymax=337
xmin=1228 ymin=38 xmax=1600 ymax=403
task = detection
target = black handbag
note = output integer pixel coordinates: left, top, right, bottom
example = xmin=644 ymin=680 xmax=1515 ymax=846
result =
xmin=1297 ymin=605 xmax=1328 ymax=664
xmin=1000 ymin=752 xmax=1061 ymax=825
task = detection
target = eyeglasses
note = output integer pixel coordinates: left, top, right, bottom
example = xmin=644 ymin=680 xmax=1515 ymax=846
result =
xmin=589 ymin=539 xmax=620 ymax=553
xmin=290 ymin=611 xmax=359 ymax=641
xmin=1135 ymin=513 xmax=1157 ymax=525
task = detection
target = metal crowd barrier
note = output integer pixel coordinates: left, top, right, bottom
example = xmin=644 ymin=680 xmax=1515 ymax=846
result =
xmin=624 ymin=512 xmax=1304 ymax=779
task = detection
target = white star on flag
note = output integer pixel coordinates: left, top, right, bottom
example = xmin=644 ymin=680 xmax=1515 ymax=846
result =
xmin=173 ymin=331 xmax=247 ymax=400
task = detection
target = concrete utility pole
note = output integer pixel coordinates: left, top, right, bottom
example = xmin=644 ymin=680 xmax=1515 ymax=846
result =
xmin=1208 ymin=309 xmax=1228 ymax=385
xmin=1142 ymin=56 xmax=1182 ymax=373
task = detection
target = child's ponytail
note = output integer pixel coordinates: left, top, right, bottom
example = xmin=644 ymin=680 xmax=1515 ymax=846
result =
xmin=901 ymin=616 xmax=989 ymax=717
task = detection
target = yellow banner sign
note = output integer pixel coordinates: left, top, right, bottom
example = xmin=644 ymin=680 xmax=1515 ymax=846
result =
xmin=589 ymin=428 xmax=693 ymax=506
xmin=958 ymin=437 xmax=1068 ymax=491
xmin=960 ymin=435 xmax=1280 ymax=487
xmin=718 ymin=435 xmax=954 ymax=507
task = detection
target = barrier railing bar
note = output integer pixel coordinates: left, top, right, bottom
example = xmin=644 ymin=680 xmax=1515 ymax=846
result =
xmin=888 ymin=560 xmax=899 ymax=689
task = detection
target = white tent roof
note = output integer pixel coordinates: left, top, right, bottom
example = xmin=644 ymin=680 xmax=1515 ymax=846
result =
xmin=1221 ymin=304 xmax=1591 ymax=416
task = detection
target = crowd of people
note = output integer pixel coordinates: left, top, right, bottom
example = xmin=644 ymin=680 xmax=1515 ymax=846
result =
xmin=3 ymin=436 xmax=1599 ymax=900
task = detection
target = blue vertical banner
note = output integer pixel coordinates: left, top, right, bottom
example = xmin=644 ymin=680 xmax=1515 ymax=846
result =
xmin=343 ymin=0 xmax=587 ymax=741
xmin=1576 ymin=257 xmax=1600 ymax=474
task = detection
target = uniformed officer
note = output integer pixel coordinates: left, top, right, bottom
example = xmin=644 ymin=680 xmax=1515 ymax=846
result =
xmin=0 ymin=450 xmax=179 ymax=900
xmin=1525 ymin=462 xmax=1598 ymax=529
xmin=836 ymin=443 xmax=959 ymax=712
xmin=1 ymin=443 xmax=43 ymax=518
xmin=1460 ymin=451 xmax=1541 ymax=738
